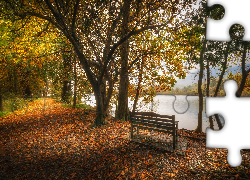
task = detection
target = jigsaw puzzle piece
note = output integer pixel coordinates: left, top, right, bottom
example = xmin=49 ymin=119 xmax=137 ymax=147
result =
xmin=206 ymin=80 xmax=250 ymax=167
xmin=207 ymin=0 xmax=250 ymax=41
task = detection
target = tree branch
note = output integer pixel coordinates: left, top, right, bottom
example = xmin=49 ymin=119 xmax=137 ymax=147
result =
xmin=86 ymin=35 xmax=102 ymax=66
xmin=99 ymin=13 xmax=176 ymax=84
xmin=71 ymin=0 xmax=79 ymax=34
xmin=32 ymin=22 xmax=50 ymax=38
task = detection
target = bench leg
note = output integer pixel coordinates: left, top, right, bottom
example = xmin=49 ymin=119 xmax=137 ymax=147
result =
xmin=176 ymin=129 xmax=178 ymax=143
xmin=173 ymin=129 xmax=177 ymax=150
xmin=173 ymin=135 xmax=176 ymax=150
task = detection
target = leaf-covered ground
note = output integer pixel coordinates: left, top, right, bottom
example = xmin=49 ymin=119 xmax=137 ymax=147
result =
xmin=1 ymin=98 xmax=250 ymax=179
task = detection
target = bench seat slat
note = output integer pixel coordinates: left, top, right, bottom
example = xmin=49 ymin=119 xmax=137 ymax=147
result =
xmin=131 ymin=112 xmax=173 ymax=119
xmin=132 ymin=121 xmax=176 ymax=128
xmin=132 ymin=116 xmax=173 ymax=121
xmin=134 ymin=124 xmax=175 ymax=131
xmin=132 ymin=119 xmax=174 ymax=124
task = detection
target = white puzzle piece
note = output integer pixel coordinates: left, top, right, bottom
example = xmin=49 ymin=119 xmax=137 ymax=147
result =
xmin=206 ymin=80 xmax=250 ymax=167
xmin=207 ymin=0 xmax=250 ymax=41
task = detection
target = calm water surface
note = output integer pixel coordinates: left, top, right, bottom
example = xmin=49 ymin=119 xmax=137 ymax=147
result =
xmin=83 ymin=95 xmax=221 ymax=132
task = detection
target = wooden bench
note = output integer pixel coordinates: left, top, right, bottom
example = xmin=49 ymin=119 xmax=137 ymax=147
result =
xmin=130 ymin=112 xmax=178 ymax=149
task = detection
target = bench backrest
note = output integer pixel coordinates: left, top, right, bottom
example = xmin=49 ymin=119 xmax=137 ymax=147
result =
xmin=130 ymin=112 xmax=175 ymax=131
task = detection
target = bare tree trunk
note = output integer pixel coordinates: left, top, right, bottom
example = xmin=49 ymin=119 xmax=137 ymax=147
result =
xmin=95 ymin=89 xmax=105 ymax=126
xmin=132 ymin=60 xmax=142 ymax=113
xmin=94 ymin=80 xmax=110 ymax=126
xmin=13 ymin=65 xmax=17 ymax=94
xmin=213 ymin=42 xmax=231 ymax=130
xmin=0 ymin=85 xmax=3 ymax=111
xmin=116 ymin=0 xmax=131 ymax=121
xmin=73 ymin=56 xmax=77 ymax=107
xmin=24 ymin=85 xmax=32 ymax=98
xmin=214 ymin=42 xmax=230 ymax=97
xmin=206 ymin=60 xmax=214 ymax=130
xmin=61 ymin=49 xmax=72 ymax=104
xmin=196 ymin=59 xmax=203 ymax=133
xmin=236 ymin=42 xmax=249 ymax=97
xmin=22 ymin=70 xmax=32 ymax=98
xmin=195 ymin=40 xmax=206 ymax=133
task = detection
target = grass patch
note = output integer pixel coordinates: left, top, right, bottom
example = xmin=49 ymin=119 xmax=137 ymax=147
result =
xmin=0 ymin=98 xmax=14 ymax=117
xmin=0 ymin=97 xmax=43 ymax=117
xmin=0 ymin=111 xmax=11 ymax=117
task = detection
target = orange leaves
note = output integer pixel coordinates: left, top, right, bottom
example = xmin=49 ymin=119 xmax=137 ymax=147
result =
xmin=1 ymin=99 xmax=250 ymax=179
xmin=71 ymin=172 xmax=77 ymax=179
xmin=120 ymin=170 xmax=125 ymax=175
xmin=165 ymin=172 xmax=176 ymax=178
xmin=130 ymin=171 xmax=136 ymax=179
xmin=213 ymin=163 xmax=222 ymax=167
xmin=169 ymin=157 xmax=178 ymax=162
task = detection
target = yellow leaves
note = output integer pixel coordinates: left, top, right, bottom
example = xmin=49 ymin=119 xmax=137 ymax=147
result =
xmin=166 ymin=172 xmax=176 ymax=177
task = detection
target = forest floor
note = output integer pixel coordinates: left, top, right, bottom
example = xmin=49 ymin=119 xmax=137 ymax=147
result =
xmin=0 ymin=98 xmax=250 ymax=179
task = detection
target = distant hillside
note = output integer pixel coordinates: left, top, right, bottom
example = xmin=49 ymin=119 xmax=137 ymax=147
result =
xmin=159 ymin=74 xmax=250 ymax=97
xmin=174 ymin=65 xmax=247 ymax=89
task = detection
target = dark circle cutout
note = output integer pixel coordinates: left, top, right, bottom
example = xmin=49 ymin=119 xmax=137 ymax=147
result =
xmin=209 ymin=4 xmax=225 ymax=20
xmin=229 ymin=24 xmax=245 ymax=40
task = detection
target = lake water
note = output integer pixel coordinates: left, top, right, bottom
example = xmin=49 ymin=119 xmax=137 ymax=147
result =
xmin=82 ymin=95 xmax=222 ymax=132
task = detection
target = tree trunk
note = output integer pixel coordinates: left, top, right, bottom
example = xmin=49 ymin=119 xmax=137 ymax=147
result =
xmin=132 ymin=60 xmax=142 ymax=113
xmin=95 ymin=94 xmax=104 ymax=126
xmin=62 ymin=80 xmax=71 ymax=103
xmin=116 ymin=0 xmax=131 ymax=121
xmin=13 ymin=65 xmax=17 ymax=94
xmin=73 ymin=56 xmax=77 ymax=107
xmin=236 ymin=42 xmax=248 ymax=97
xmin=213 ymin=42 xmax=231 ymax=130
xmin=195 ymin=40 xmax=206 ymax=133
xmin=214 ymin=114 xmax=223 ymax=129
xmin=196 ymin=62 xmax=203 ymax=133
xmin=0 ymin=85 xmax=3 ymax=111
xmin=73 ymin=46 xmax=110 ymax=127
xmin=23 ymin=70 xmax=32 ymax=98
xmin=24 ymin=85 xmax=32 ymax=98
xmin=61 ymin=49 xmax=72 ymax=103
xmin=206 ymin=60 xmax=214 ymax=130
xmin=214 ymin=42 xmax=230 ymax=97
xmin=236 ymin=73 xmax=248 ymax=97
xmin=94 ymin=82 xmax=107 ymax=126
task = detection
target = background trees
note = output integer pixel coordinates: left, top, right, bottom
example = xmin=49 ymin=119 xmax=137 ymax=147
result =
xmin=1 ymin=0 xmax=250 ymax=132
xmin=0 ymin=17 xmax=60 ymax=97
xmin=0 ymin=0 xmax=195 ymax=125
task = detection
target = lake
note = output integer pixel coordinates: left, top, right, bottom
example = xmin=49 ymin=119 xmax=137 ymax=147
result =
xmin=82 ymin=95 xmax=223 ymax=132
